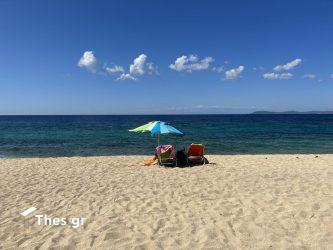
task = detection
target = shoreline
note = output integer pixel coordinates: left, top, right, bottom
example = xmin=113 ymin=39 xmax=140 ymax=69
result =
xmin=1 ymin=154 xmax=332 ymax=249
xmin=1 ymin=152 xmax=333 ymax=159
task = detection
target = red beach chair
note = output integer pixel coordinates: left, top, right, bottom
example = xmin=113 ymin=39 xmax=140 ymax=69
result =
xmin=187 ymin=144 xmax=205 ymax=165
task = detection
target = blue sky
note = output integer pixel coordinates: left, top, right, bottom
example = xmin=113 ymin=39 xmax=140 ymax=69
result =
xmin=0 ymin=0 xmax=332 ymax=114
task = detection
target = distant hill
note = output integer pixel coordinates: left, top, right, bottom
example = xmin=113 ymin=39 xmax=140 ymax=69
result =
xmin=251 ymin=111 xmax=333 ymax=114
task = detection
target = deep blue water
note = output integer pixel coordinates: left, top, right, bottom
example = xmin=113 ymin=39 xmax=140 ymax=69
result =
xmin=0 ymin=115 xmax=333 ymax=157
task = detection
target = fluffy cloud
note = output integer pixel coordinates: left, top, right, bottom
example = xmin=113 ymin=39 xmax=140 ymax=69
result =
xmin=263 ymin=72 xmax=293 ymax=79
xmin=117 ymin=73 xmax=137 ymax=81
xmin=78 ymin=51 xmax=124 ymax=75
xmin=78 ymin=51 xmax=100 ymax=73
xmin=303 ymin=74 xmax=316 ymax=79
xmin=105 ymin=65 xmax=124 ymax=74
xmin=116 ymin=54 xmax=157 ymax=81
xmin=78 ymin=51 xmax=157 ymax=81
xmin=147 ymin=62 xmax=158 ymax=75
xmin=273 ymin=58 xmax=302 ymax=71
xmin=129 ymin=54 xmax=147 ymax=75
xmin=225 ymin=66 xmax=244 ymax=80
xmin=169 ymin=54 xmax=214 ymax=72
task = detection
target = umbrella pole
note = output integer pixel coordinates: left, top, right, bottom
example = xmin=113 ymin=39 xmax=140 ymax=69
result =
xmin=157 ymin=133 xmax=160 ymax=146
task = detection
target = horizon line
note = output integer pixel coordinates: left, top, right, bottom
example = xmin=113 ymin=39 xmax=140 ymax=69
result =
xmin=1 ymin=111 xmax=333 ymax=116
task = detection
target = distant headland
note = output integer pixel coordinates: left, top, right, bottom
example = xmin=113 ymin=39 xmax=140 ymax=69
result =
xmin=251 ymin=111 xmax=333 ymax=114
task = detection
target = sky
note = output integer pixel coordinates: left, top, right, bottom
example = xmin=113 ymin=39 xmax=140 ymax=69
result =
xmin=0 ymin=0 xmax=333 ymax=114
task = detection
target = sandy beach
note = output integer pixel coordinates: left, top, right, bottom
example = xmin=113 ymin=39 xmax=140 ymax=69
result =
xmin=0 ymin=155 xmax=332 ymax=249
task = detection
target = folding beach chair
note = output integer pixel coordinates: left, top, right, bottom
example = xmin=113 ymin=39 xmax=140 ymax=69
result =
xmin=155 ymin=145 xmax=176 ymax=166
xmin=187 ymin=144 xmax=205 ymax=165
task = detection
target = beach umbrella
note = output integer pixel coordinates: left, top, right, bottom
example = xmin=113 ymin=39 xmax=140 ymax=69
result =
xmin=129 ymin=121 xmax=183 ymax=146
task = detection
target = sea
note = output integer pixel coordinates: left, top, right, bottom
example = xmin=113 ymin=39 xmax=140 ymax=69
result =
xmin=0 ymin=115 xmax=333 ymax=157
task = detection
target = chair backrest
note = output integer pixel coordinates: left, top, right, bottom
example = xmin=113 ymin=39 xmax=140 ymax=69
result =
xmin=187 ymin=144 xmax=204 ymax=157
xmin=156 ymin=145 xmax=175 ymax=159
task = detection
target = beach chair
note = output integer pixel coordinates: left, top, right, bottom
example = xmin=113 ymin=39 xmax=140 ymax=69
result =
xmin=187 ymin=144 xmax=205 ymax=165
xmin=155 ymin=145 xmax=176 ymax=166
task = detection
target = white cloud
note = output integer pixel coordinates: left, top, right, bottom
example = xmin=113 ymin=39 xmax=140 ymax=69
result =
xmin=78 ymin=51 xmax=157 ymax=81
xmin=117 ymin=54 xmax=157 ymax=81
xmin=225 ymin=66 xmax=244 ymax=80
xmin=130 ymin=54 xmax=147 ymax=75
xmin=105 ymin=65 xmax=124 ymax=74
xmin=117 ymin=73 xmax=137 ymax=81
xmin=273 ymin=58 xmax=302 ymax=71
xmin=169 ymin=54 xmax=214 ymax=72
xmin=303 ymin=74 xmax=316 ymax=79
xmin=263 ymin=72 xmax=293 ymax=79
xmin=147 ymin=62 xmax=158 ymax=75
xmin=78 ymin=51 xmax=100 ymax=73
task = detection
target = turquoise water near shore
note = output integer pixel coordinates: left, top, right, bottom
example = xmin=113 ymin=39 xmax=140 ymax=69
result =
xmin=1 ymin=115 xmax=333 ymax=157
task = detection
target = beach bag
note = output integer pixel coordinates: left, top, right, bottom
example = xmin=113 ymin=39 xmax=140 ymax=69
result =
xmin=176 ymin=148 xmax=188 ymax=167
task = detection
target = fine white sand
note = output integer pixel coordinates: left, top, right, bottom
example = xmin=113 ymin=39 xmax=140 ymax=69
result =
xmin=0 ymin=155 xmax=332 ymax=249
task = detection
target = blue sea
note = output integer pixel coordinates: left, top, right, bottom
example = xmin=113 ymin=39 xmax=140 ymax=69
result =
xmin=1 ymin=115 xmax=333 ymax=157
